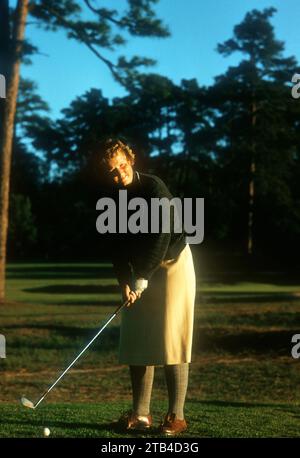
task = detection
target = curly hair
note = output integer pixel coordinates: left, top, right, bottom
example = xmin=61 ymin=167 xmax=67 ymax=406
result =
xmin=101 ymin=138 xmax=135 ymax=166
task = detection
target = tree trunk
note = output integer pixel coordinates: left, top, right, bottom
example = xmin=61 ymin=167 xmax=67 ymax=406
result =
xmin=0 ymin=0 xmax=29 ymax=302
xmin=0 ymin=0 xmax=11 ymax=129
xmin=247 ymin=100 xmax=257 ymax=255
xmin=181 ymin=132 xmax=192 ymax=194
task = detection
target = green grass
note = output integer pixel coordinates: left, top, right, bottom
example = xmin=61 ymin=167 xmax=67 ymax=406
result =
xmin=0 ymin=401 xmax=299 ymax=438
xmin=1 ymin=262 xmax=300 ymax=438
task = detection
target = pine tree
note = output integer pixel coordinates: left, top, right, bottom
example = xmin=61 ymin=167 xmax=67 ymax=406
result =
xmin=211 ymin=8 xmax=300 ymax=254
xmin=0 ymin=0 xmax=169 ymax=302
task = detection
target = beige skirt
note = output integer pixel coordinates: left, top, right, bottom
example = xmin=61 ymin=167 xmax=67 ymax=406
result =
xmin=118 ymin=244 xmax=196 ymax=365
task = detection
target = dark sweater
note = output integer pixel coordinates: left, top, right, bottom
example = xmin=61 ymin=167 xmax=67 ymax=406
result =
xmin=106 ymin=171 xmax=186 ymax=285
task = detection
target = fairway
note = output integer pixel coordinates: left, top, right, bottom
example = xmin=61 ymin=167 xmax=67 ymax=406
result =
xmin=1 ymin=263 xmax=300 ymax=438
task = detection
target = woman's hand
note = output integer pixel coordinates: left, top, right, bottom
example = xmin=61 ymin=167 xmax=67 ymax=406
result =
xmin=122 ymin=284 xmax=141 ymax=306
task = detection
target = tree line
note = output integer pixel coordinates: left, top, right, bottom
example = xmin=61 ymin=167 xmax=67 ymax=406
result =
xmin=1 ymin=3 xmax=300 ymax=302
xmin=0 ymin=0 xmax=170 ymax=301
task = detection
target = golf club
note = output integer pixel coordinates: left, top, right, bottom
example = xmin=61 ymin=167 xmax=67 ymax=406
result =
xmin=21 ymin=298 xmax=131 ymax=409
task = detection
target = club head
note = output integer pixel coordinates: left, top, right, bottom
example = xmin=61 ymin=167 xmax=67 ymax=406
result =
xmin=21 ymin=396 xmax=35 ymax=409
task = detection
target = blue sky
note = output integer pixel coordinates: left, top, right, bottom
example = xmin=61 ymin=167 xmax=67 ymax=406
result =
xmin=21 ymin=0 xmax=300 ymax=119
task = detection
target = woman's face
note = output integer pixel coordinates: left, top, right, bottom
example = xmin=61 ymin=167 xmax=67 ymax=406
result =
xmin=106 ymin=150 xmax=134 ymax=187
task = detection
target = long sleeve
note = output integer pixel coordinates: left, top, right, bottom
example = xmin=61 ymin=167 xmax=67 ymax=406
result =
xmin=133 ymin=232 xmax=171 ymax=280
xmin=130 ymin=176 xmax=175 ymax=280
xmin=105 ymin=172 xmax=186 ymax=285
xmin=111 ymin=238 xmax=133 ymax=287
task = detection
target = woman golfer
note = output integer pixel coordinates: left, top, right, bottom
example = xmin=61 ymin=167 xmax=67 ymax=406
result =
xmin=99 ymin=138 xmax=196 ymax=436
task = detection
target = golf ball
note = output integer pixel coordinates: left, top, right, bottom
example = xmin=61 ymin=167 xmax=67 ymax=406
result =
xmin=43 ymin=427 xmax=50 ymax=437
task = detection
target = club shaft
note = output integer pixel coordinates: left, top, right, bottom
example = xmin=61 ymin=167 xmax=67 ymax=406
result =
xmin=34 ymin=300 xmax=129 ymax=407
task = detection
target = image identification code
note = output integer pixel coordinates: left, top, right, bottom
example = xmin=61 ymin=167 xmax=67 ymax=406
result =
xmin=100 ymin=441 xmax=199 ymax=454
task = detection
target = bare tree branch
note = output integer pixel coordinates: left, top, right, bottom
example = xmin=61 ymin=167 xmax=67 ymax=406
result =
xmin=40 ymin=4 xmax=126 ymax=85
xmin=83 ymin=0 xmax=126 ymax=27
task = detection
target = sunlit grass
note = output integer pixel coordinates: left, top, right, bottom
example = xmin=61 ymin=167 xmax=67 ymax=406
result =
xmin=1 ymin=262 xmax=300 ymax=437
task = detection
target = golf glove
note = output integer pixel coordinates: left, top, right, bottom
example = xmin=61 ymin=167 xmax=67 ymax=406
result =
xmin=134 ymin=278 xmax=148 ymax=293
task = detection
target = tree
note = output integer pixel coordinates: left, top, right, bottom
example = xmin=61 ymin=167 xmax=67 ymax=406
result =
xmin=211 ymin=8 xmax=300 ymax=254
xmin=16 ymin=78 xmax=50 ymax=138
xmin=174 ymin=79 xmax=215 ymax=197
xmin=0 ymin=0 xmax=169 ymax=302
xmin=0 ymin=0 xmax=29 ymax=302
xmin=8 ymin=193 xmax=37 ymax=258
xmin=27 ymin=75 xmax=179 ymax=182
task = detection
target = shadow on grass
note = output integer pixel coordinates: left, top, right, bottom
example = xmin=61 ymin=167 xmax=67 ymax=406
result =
xmin=195 ymin=328 xmax=297 ymax=355
xmin=54 ymin=300 xmax=122 ymax=306
xmin=1 ymin=299 xmax=123 ymax=307
xmin=198 ymin=292 xmax=300 ymax=303
xmin=20 ymin=287 xmax=300 ymax=303
xmin=4 ymin=325 xmax=120 ymax=351
xmin=2 ymin=320 xmax=298 ymax=354
xmin=3 ymin=323 xmax=297 ymax=355
xmin=23 ymin=285 xmax=119 ymax=295
xmin=188 ymin=399 xmax=296 ymax=409
xmin=197 ymin=271 xmax=300 ymax=287
xmin=7 ymin=265 xmax=115 ymax=280
xmin=7 ymin=264 xmax=300 ymax=286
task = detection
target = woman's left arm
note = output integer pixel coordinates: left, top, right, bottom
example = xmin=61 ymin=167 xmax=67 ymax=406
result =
xmin=132 ymin=177 xmax=175 ymax=282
